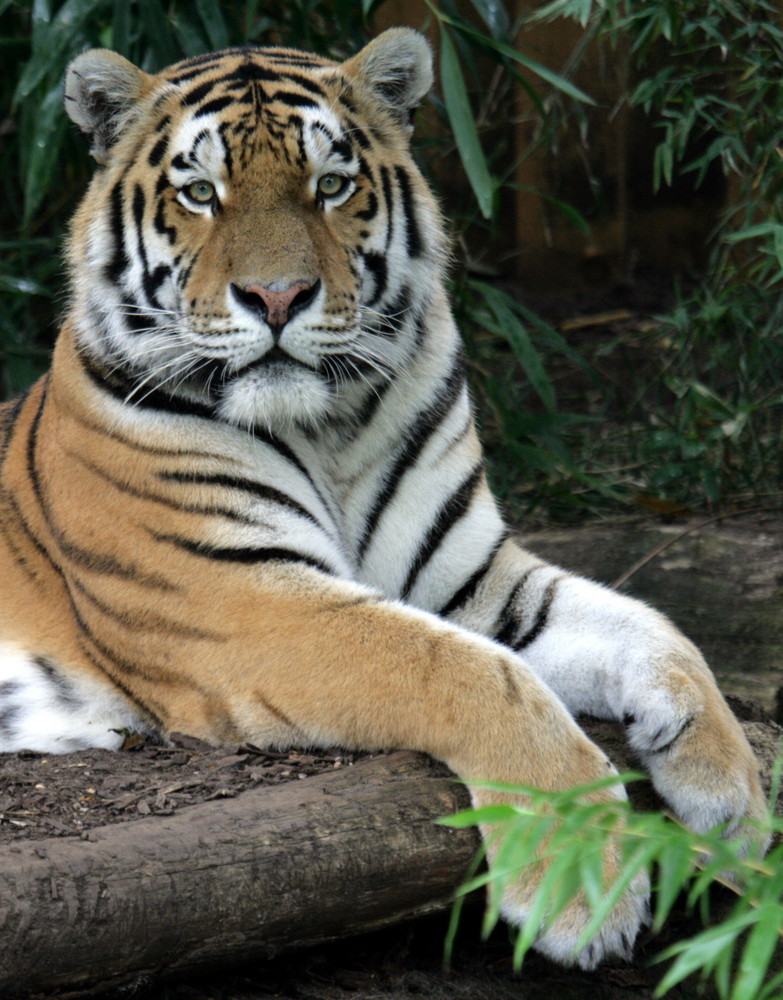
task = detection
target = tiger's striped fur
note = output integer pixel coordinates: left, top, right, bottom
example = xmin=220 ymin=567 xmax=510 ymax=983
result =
xmin=0 ymin=29 xmax=766 ymax=968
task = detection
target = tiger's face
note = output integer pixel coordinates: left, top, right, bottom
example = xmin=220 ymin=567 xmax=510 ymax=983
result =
xmin=65 ymin=31 xmax=443 ymax=431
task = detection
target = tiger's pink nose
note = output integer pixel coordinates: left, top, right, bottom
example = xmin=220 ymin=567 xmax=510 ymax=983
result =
xmin=232 ymin=280 xmax=320 ymax=336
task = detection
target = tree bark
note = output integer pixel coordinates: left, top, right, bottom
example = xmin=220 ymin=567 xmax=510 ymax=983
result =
xmin=1 ymin=711 xmax=779 ymax=999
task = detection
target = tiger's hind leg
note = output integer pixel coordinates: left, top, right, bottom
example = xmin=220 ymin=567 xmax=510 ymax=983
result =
xmin=0 ymin=646 xmax=144 ymax=753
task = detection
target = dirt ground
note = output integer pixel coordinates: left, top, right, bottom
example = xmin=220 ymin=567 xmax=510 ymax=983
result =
xmin=0 ymin=736 xmax=368 ymax=846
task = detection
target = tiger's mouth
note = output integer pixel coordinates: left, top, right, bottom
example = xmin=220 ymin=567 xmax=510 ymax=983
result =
xmin=228 ymin=345 xmax=320 ymax=381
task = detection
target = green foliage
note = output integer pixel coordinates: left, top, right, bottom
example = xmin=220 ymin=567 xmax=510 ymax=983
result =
xmin=440 ymin=774 xmax=780 ymax=999
xmin=523 ymin=0 xmax=783 ymax=513
xmin=2 ymin=1 xmax=782 ymax=517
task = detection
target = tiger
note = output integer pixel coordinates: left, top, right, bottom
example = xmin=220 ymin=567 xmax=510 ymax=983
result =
xmin=0 ymin=27 xmax=767 ymax=969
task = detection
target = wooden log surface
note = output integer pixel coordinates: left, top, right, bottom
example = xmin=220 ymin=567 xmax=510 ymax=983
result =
xmin=1 ymin=709 xmax=780 ymax=999
xmin=0 ymin=751 xmax=474 ymax=998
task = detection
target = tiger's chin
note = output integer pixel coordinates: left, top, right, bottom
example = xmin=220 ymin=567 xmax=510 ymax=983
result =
xmin=216 ymin=362 xmax=335 ymax=434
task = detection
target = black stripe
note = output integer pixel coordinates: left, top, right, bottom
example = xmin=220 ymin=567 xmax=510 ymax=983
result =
xmin=152 ymin=532 xmax=333 ymax=574
xmin=131 ymin=184 xmax=170 ymax=307
xmin=379 ymin=166 xmax=394 ymax=249
xmin=649 ymin=716 xmax=695 ymax=754
xmin=400 ymin=464 xmax=483 ymax=599
xmin=25 ymin=381 xmax=175 ymax=590
xmin=394 ymin=166 xmax=423 ymax=258
xmin=223 ymin=62 xmax=279 ymax=87
xmin=355 ymin=190 xmax=378 ymax=222
xmin=331 ymin=138 xmax=353 ymax=161
xmin=218 ymin=120 xmax=235 ymax=178
xmin=71 ymin=451 xmax=270 ymax=526
xmin=372 ymin=284 xmax=411 ymax=337
xmin=105 ymin=179 xmax=129 ymax=283
xmin=250 ymin=428 xmax=333 ymax=518
xmin=0 ymin=386 xmax=32 ymax=469
xmin=0 ymin=492 xmax=38 ymax=583
xmin=271 ymin=90 xmax=319 ymax=109
xmin=148 ymin=134 xmax=169 ymax=167
xmin=69 ymin=596 xmax=190 ymax=687
xmin=71 ymin=577 xmax=223 ymax=641
xmin=1 ymin=478 xmax=59 ymax=575
xmin=346 ymin=121 xmax=371 ymax=150
xmin=357 ymin=352 xmax=466 ymax=559
xmin=492 ymin=566 xmax=542 ymax=646
xmin=264 ymin=51 xmax=324 ymax=66
xmin=169 ymin=54 xmax=232 ymax=82
xmin=154 ymin=197 xmax=177 ymax=244
xmin=124 ymin=301 xmax=159 ymax=334
xmin=70 ymin=409 xmax=220 ymax=460
xmin=158 ymin=470 xmax=322 ymax=527
xmin=350 ymin=377 xmax=395 ymax=430
xmin=513 ymin=576 xmax=562 ymax=651
xmin=144 ymin=263 xmax=172 ymax=302
xmin=171 ymin=152 xmax=191 ymax=172
xmin=74 ymin=628 xmax=167 ymax=733
xmin=279 ymin=70 xmax=326 ymax=96
xmin=194 ymin=95 xmax=241 ymax=118
xmin=78 ymin=350 xmax=216 ymax=421
xmin=437 ymin=532 xmax=507 ymax=618
xmin=361 ymin=250 xmax=388 ymax=306
xmin=132 ymin=182 xmax=145 ymax=233
xmin=25 ymin=376 xmax=49 ymax=515
xmin=182 ymin=78 xmax=220 ymax=107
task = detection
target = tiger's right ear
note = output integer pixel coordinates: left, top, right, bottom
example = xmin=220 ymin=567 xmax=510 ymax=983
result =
xmin=64 ymin=50 xmax=147 ymax=165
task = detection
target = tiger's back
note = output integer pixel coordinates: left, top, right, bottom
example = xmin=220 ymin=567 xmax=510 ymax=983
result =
xmin=0 ymin=29 xmax=767 ymax=970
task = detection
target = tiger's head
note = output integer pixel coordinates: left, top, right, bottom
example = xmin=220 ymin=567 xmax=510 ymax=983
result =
xmin=64 ymin=29 xmax=445 ymax=432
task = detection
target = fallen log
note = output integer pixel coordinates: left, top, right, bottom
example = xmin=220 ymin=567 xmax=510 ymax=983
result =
xmin=1 ymin=707 xmax=779 ymax=999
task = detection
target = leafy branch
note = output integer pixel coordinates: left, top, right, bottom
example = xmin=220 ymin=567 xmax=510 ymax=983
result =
xmin=440 ymin=772 xmax=781 ymax=999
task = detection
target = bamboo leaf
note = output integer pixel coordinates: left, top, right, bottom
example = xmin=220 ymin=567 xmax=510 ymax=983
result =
xmin=654 ymin=910 xmax=759 ymax=996
xmin=22 ymin=82 xmax=67 ymax=229
xmin=438 ymin=26 xmax=495 ymax=220
xmin=111 ymin=0 xmax=133 ymax=54
xmin=468 ymin=0 xmax=510 ymax=40
xmin=438 ymin=804 xmax=519 ymax=828
xmin=171 ymin=11 xmax=210 ymax=58
xmin=361 ymin=0 xmax=386 ymax=17
xmin=478 ymin=283 xmax=557 ymax=411
xmin=196 ymin=0 xmax=230 ymax=51
xmin=0 ymin=275 xmax=53 ymax=297
xmin=435 ymin=11 xmax=596 ymax=105
xmin=732 ymin=905 xmax=781 ymax=1000
xmin=136 ymin=0 xmax=182 ymax=68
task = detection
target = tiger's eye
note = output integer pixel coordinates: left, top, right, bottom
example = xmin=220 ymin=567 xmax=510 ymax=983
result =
xmin=185 ymin=180 xmax=216 ymax=204
xmin=317 ymin=174 xmax=348 ymax=197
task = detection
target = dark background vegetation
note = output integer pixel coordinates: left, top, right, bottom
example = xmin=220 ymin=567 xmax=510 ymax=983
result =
xmin=1 ymin=0 xmax=781 ymax=521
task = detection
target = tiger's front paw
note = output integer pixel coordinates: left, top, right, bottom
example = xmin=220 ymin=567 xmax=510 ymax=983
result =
xmin=498 ymin=818 xmax=651 ymax=969
xmin=625 ymin=663 xmax=769 ymax=854
xmin=473 ymin=751 xmax=651 ymax=969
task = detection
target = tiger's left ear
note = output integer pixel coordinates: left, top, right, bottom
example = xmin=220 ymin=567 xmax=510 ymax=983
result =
xmin=65 ymin=49 xmax=148 ymax=165
xmin=345 ymin=28 xmax=433 ymax=130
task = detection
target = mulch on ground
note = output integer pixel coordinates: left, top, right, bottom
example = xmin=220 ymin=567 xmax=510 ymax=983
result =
xmin=0 ymin=735 xmax=368 ymax=845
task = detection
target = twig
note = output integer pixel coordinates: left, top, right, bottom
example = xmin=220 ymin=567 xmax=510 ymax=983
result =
xmin=611 ymin=505 xmax=782 ymax=590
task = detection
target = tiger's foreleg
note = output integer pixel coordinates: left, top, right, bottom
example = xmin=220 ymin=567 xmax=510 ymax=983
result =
xmin=161 ymin=570 xmax=648 ymax=969
xmin=444 ymin=537 xmax=769 ymax=851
